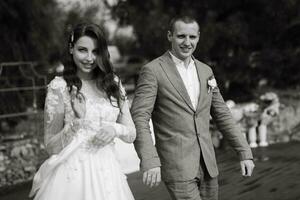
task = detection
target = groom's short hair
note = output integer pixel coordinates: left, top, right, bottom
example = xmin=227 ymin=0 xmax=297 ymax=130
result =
xmin=168 ymin=15 xmax=200 ymax=33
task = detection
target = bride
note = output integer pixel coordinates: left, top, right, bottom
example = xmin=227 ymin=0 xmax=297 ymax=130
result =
xmin=29 ymin=23 xmax=136 ymax=200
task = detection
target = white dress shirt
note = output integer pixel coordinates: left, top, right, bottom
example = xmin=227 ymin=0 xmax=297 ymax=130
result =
xmin=169 ymin=52 xmax=200 ymax=109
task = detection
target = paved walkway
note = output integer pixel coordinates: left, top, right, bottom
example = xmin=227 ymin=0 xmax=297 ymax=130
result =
xmin=1 ymin=141 xmax=300 ymax=200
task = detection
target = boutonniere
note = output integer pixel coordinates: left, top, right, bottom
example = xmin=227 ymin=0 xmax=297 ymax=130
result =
xmin=207 ymin=75 xmax=217 ymax=93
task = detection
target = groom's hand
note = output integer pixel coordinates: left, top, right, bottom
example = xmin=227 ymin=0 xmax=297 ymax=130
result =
xmin=240 ymin=159 xmax=255 ymax=177
xmin=143 ymin=167 xmax=161 ymax=187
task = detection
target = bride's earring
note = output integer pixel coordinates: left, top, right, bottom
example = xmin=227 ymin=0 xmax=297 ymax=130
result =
xmin=69 ymin=46 xmax=73 ymax=54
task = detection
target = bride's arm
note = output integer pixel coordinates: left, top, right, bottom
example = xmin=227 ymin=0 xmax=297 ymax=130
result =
xmin=44 ymin=77 xmax=87 ymax=155
xmin=106 ymin=79 xmax=136 ymax=143
xmin=114 ymin=97 xmax=136 ymax=143
xmin=98 ymin=78 xmax=136 ymax=144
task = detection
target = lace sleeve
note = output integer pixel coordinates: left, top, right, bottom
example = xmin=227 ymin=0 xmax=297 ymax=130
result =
xmin=110 ymin=78 xmax=136 ymax=143
xmin=114 ymin=100 xmax=136 ymax=143
xmin=44 ymin=77 xmax=75 ymax=155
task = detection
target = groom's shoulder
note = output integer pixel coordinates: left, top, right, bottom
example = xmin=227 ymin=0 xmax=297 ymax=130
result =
xmin=145 ymin=56 xmax=162 ymax=67
xmin=141 ymin=54 xmax=164 ymax=72
xmin=194 ymin=58 xmax=213 ymax=73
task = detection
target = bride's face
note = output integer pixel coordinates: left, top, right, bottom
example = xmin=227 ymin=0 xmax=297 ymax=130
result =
xmin=70 ymin=35 xmax=99 ymax=75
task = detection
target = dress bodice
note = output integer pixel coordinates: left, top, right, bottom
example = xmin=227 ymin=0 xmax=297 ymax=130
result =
xmin=75 ymin=79 xmax=120 ymax=130
xmin=43 ymin=76 xmax=135 ymax=155
xmin=60 ymin=79 xmax=119 ymax=126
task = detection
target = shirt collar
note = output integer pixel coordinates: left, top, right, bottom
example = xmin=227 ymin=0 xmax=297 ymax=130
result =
xmin=168 ymin=51 xmax=195 ymax=68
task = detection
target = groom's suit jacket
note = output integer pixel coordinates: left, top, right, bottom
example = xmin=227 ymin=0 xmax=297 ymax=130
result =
xmin=131 ymin=52 xmax=253 ymax=182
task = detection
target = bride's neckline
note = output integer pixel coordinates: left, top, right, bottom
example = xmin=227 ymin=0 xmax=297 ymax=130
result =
xmin=81 ymin=79 xmax=106 ymax=95
xmin=81 ymin=78 xmax=96 ymax=82
xmin=81 ymin=79 xmax=97 ymax=88
xmin=77 ymin=69 xmax=97 ymax=80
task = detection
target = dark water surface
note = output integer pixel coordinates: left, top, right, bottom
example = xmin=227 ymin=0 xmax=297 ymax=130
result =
xmin=1 ymin=141 xmax=300 ymax=200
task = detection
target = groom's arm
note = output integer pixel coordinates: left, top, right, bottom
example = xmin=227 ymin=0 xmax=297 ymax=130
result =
xmin=209 ymin=76 xmax=255 ymax=176
xmin=210 ymin=84 xmax=253 ymax=160
xmin=131 ymin=64 xmax=161 ymax=171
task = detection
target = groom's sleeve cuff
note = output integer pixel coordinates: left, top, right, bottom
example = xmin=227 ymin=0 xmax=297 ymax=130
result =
xmin=238 ymin=150 xmax=254 ymax=161
xmin=141 ymin=156 xmax=161 ymax=171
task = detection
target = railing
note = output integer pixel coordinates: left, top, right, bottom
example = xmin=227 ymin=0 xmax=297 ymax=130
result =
xmin=0 ymin=62 xmax=47 ymax=120
xmin=0 ymin=61 xmax=48 ymax=141
xmin=0 ymin=62 xmax=48 ymax=189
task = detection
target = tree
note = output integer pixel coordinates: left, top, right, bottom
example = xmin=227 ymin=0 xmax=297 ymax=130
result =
xmin=0 ymin=0 xmax=63 ymax=62
xmin=114 ymin=0 xmax=300 ymax=100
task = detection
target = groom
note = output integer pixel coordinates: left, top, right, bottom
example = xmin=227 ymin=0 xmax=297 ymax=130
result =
xmin=131 ymin=15 xmax=254 ymax=200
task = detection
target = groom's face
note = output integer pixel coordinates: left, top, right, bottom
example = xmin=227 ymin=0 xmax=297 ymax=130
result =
xmin=167 ymin=20 xmax=200 ymax=61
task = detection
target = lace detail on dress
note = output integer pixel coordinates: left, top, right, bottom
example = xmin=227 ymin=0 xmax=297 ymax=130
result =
xmin=44 ymin=77 xmax=76 ymax=154
xmin=30 ymin=76 xmax=136 ymax=200
xmin=45 ymin=77 xmax=66 ymax=123
xmin=43 ymin=76 xmax=135 ymax=155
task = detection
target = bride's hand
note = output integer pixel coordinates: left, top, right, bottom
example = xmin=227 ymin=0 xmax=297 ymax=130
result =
xmin=70 ymin=85 xmax=86 ymax=119
xmin=91 ymin=123 xmax=117 ymax=147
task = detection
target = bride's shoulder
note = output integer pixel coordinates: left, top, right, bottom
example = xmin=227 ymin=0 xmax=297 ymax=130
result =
xmin=48 ymin=76 xmax=67 ymax=92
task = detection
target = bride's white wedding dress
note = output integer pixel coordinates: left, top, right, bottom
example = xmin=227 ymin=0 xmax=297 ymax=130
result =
xmin=29 ymin=76 xmax=136 ymax=200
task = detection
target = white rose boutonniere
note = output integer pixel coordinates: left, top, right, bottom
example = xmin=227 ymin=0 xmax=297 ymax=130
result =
xmin=207 ymin=75 xmax=217 ymax=93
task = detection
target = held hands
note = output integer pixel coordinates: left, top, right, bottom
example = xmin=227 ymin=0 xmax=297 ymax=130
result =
xmin=70 ymin=85 xmax=86 ymax=119
xmin=240 ymin=159 xmax=255 ymax=177
xmin=143 ymin=167 xmax=161 ymax=188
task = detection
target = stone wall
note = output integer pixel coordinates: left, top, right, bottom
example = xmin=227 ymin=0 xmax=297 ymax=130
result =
xmin=0 ymin=112 xmax=46 ymax=191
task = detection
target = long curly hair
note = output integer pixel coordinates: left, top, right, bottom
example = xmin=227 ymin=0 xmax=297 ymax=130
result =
xmin=62 ymin=23 xmax=124 ymax=108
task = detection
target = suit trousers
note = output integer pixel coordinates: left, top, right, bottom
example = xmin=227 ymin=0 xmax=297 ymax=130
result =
xmin=164 ymin=156 xmax=219 ymax=200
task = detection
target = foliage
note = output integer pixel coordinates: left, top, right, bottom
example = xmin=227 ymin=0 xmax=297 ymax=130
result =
xmin=114 ymin=0 xmax=300 ymax=100
xmin=0 ymin=0 xmax=299 ymax=98
xmin=0 ymin=0 xmax=104 ymax=64
xmin=0 ymin=0 xmax=63 ymax=62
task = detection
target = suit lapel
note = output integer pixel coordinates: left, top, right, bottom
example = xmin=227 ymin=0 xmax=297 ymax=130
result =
xmin=195 ymin=60 xmax=206 ymax=114
xmin=159 ymin=52 xmax=195 ymax=111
